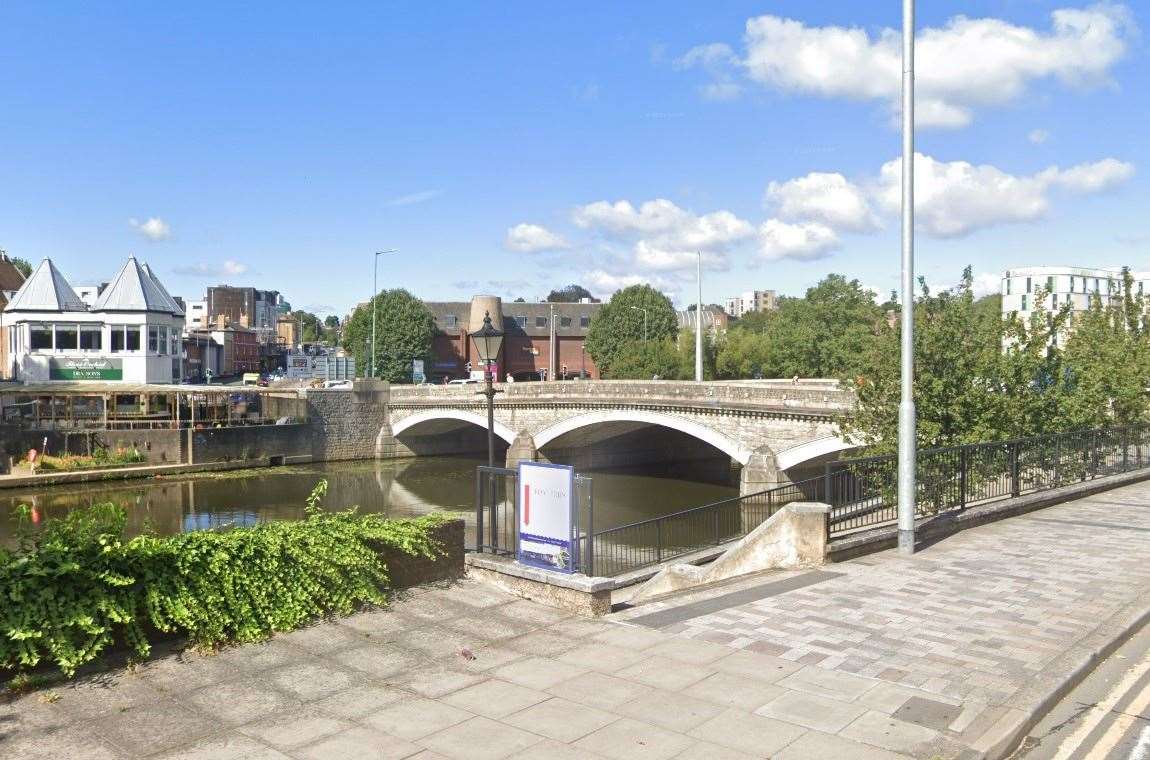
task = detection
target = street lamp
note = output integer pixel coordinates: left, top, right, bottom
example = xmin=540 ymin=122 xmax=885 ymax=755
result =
xmin=370 ymin=249 xmax=399 ymax=379
xmin=469 ymin=311 xmax=505 ymax=467
xmin=897 ymin=0 xmax=917 ymax=554
xmin=627 ymin=306 xmax=648 ymax=341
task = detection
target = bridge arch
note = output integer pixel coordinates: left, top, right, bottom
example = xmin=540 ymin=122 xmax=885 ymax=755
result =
xmin=391 ymin=409 xmax=517 ymax=444
xmin=532 ymin=409 xmax=755 ymax=465
xmin=775 ymin=435 xmax=859 ymax=472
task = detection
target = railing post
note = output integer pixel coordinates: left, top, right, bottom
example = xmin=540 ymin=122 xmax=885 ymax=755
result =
xmin=1091 ymin=430 xmax=1099 ymax=478
xmin=959 ymin=447 xmax=968 ymax=509
xmin=1123 ymin=428 xmax=1130 ymax=472
xmin=475 ymin=468 xmax=484 ymax=552
xmin=587 ymin=478 xmax=595 ymax=577
xmin=656 ymin=519 xmax=662 ymax=563
xmin=1053 ymin=435 xmax=1061 ymax=487
xmin=823 ymin=462 xmax=832 ymax=506
xmin=1010 ymin=441 xmax=1021 ymax=498
xmin=713 ymin=506 xmax=721 ymax=545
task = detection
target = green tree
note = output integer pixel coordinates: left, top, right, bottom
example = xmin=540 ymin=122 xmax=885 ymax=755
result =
xmin=546 ymin=284 xmax=597 ymax=303
xmin=604 ymin=339 xmax=679 ymax=379
xmin=675 ymin=328 xmax=717 ymax=380
xmin=715 ymin=329 xmax=771 ymax=379
xmin=289 ymin=311 xmax=324 ymax=343
xmin=9 ymin=256 xmax=31 ymax=279
xmin=584 ymin=285 xmax=677 ymax=375
xmin=342 ymin=289 xmax=435 ymax=382
xmin=757 ymin=275 xmax=884 ymax=379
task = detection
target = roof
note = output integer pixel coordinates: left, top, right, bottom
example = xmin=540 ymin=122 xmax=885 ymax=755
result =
xmin=4 ymin=258 xmax=87 ymax=312
xmin=92 ymin=257 xmax=182 ymax=315
xmin=0 ymin=255 xmax=26 ymax=292
xmin=426 ymin=300 xmax=603 ymax=338
xmin=141 ymin=262 xmax=185 ymax=316
xmin=0 ymin=382 xmax=303 ymax=397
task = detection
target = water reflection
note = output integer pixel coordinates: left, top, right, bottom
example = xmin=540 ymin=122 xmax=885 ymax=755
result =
xmin=0 ymin=457 xmax=736 ymax=548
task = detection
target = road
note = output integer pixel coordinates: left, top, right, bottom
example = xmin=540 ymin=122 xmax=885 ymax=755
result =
xmin=1014 ymin=622 xmax=1150 ymax=759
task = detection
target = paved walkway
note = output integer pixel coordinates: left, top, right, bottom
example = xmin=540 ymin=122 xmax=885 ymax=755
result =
xmin=4 ymin=480 xmax=1150 ymax=759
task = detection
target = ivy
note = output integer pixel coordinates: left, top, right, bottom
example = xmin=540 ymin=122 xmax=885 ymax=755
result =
xmin=0 ymin=480 xmax=447 ymax=677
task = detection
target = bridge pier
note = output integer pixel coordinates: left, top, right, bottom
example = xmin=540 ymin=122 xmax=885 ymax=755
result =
xmin=740 ymin=446 xmax=791 ymax=496
xmin=505 ymin=431 xmax=537 ymax=470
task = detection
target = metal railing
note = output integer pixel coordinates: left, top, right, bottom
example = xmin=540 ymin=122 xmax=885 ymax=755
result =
xmin=825 ymin=424 xmax=1150 ymax=539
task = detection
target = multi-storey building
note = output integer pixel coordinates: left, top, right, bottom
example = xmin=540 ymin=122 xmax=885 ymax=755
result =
xmin=0 ymin=254 xmax=27 ymax=380
xmin=726 ymin=290 xmax=778 ymax=319
xmin=205 ymin=286 xmax=282 ymax=344
xmin=1000 ymin=266 xmax=1150 ymax=316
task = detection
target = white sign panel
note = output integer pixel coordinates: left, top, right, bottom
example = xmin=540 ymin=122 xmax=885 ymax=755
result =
xmin=517 ymin=462 xmax=574 ymax=573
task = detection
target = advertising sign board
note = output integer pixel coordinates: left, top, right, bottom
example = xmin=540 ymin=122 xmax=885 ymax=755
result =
xmin=48 ymin=357 xmax=123 ymax=381
xmin=516 ymin=461 xmax=575 ymax=573
xmin=412 ymin=359 xmax=426 ymax=384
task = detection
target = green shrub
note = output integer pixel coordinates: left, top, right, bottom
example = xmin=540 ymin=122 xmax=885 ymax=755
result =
xmin=0 ymin=480 xmax=446 ymax=676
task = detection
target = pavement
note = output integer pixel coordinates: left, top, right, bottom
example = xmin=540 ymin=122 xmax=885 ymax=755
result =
xmin=4 ymin=480 xmax=1150 ymax=759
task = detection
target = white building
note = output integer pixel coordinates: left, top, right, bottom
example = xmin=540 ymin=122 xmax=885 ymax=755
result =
xmin=726 ymin=290 xmax=778 ymax=319
xmin=185 ymin=299 xmax=208 ymax=330
xmin=1001 ymin=266 xmax=1150 ymax=317
xmin=4 ymin=257 xmax=186 ymax=383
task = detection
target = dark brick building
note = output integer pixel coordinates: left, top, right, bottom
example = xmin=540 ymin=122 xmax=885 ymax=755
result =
xmin=425 ymin=296 xmax=603 ymax=382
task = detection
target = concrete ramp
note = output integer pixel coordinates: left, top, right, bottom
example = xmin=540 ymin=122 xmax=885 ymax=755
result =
xmin=629 ymin=502 xmax=830 ymax=604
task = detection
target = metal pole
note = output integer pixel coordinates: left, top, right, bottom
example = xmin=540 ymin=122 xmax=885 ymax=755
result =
xmin=897 ymin=0 xmax=917 ymax=554
xmin=485 ymin=369 xmax=495 ymax=468
xmin=549 ymin=303 xmax=556 ymax=382
xmin=371 ymin=254 xmax=378 ymax=379
xmin=695 ymin=251 xmax=703 ymax=382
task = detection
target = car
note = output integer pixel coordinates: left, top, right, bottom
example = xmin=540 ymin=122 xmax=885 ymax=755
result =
xmin=446 ymin=378 xmax=480 ymax=385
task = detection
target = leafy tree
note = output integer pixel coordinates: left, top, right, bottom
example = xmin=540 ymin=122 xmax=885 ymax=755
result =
xmin=513 ymin=297 xmax=526 ymax=303
xmin=604 ymin=339 xmax=679 ymax=379
xmin=289 ymin=311 xmax=325 ymax=343
xmin=342 ymin=289 xmax=435 ymax=382
xmin=584 ymin=284 xmax=677 ymax=374
xmin=8 ymin=255 xmax=31 ymax=279
xmin=715 ymin=329 xmax=771 ymax=379
xmin=675 ymin=328 xmax=717 ymax=380
xmin=324 ymin=315 xmax=340 ymax=329
xmin=754 ymin=275 xmax=884 ymax=379
xmin=546 ymin=284 xmax=597 ymax=303
xmin=730 ymin=309 xmax=774 ymax=335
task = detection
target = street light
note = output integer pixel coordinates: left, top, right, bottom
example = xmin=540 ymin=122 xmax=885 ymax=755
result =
xmin=469 ymin=311 xmax=505 ymax=467
xmin=627 ymin=306 xmax=648 ymax=341
xmin=370 ymin=249 xmax=399 ymax=379
xmin=897 ymin=0 xmax=917 ymax=555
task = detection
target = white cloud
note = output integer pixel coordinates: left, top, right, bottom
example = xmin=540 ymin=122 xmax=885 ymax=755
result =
xmin=129 ymin=217 xmax=172 ymax=241
xmin=766 ymin=172 xmax=879 ymax=232
xmin=385 ymin=189 xmax=442 ymax=207
xmin=1028 ymin=129 xmax=1051 ymax=145
xmin=971 ymin=272 xmax=1002 ymax=298
xmin=585 ymin=269 xmax=680 ymax=298
xmin=505 ymin=223 xmax=569 ymax=253
xmin=682 ymin=5 xmax=1132 ymax=128
xmin=172 ymin=259 xmax=249 ymax=277
xmin=757 ymin=220 xmax=840 ymax=261
xmin=875 ymin=153 xmax=1134 ymax=237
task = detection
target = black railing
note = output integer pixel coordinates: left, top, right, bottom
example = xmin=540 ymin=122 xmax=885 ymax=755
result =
xmin=825 ymin=424 xmax=1150 ymax=539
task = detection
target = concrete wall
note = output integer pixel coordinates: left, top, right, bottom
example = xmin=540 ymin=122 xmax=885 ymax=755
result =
xmin=307 ymin=382 xmax=391 ymax=461
xmin=0 ymin=425 xmax=184 ymax=465
xmin=190 ymin=423 xmax=312 ymax=463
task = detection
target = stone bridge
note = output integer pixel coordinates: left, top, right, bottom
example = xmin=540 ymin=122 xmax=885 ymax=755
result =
xmin=308 ymin=380 xmax=858 ymax=495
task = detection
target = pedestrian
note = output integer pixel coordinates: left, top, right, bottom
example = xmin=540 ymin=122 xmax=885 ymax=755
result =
xmin=505 ymin=373 xmax=515 ymax=383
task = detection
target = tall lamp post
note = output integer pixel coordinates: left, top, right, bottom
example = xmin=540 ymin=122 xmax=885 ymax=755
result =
xmin=469 ymin=311 xmax=505 ymax=468
xmin=627 ymin=306 xmax=648 ymax=341
xmin=695 ymin=251 xmax=703 ymax=382
xmin=897 ymin=0 xmax=917 ymax=554
xmin=370 ymin=249 xmax=398 ymax=379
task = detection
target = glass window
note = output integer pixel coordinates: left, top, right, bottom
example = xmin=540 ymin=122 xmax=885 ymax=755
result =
xmin=30 ymin=324 xmax=53 ymax=350
xmin=1026 ymin=277 xmax=1032 ymax=293
xmin=561 ymin=316 xmax=571 ymax=327
xmin=111 ymin=326 xmax=124 ymax=352
xmin=125 ymin=326 xmax=141 ymax=352
xmin=515 ymin=315 xmax=527 ymax=327
xmin=1052 ymin=293 xmax=1058 ymax=307
xmin=1047 ymin=276 xmax=1054 ymax=292
xmin=159 ymin=326 xmax=169 ymax=355
xmin=580 ymin=315 xmax=590 ymax=328
xmin=1095 ymin=279 xmax=1100 ymax=293
xmin=55 ymin=324 xmax=78 ymax=350
xmin=80 ymin=325 xmax=101 ymax=350
xmin=1006 ymin=279 xmax=1012 ymax=295
xmin=443 ymin=314 xmax=458 ymax=328
xmin=170 ymin=330 xmax=179 ymax=355
xmin=148 ymin=326 xmax=159 ymax=353
xmin=1021 ymin=295 xmax=1028 ymax=311
xmin=536 ymin=316 xmax=547 ymax=328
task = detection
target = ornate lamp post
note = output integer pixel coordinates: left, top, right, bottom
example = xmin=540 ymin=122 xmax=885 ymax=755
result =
xmin=469 ymin=311 xmax=505 ymax=467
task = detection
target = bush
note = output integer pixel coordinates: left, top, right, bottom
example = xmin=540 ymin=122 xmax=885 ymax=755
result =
xmin=0 ymin=481 xmax=446 ymax=676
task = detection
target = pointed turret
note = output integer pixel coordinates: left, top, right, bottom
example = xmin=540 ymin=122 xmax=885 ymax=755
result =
xmin=4 ymin=258 xmax=86 ymax=312
xmin=92 ymin=257 xmax=181 ymax=315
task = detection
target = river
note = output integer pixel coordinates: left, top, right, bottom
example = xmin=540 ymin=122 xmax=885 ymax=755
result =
xmin=0 ymin=456 xmax=736 ymax=548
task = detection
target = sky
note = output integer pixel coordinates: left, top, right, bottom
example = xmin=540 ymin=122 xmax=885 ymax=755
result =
xmin=0 ymin=1 xmax=1146 ymax=316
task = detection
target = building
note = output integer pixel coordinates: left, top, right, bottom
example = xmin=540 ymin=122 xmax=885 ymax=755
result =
xmin=1001 ymin=266 xmax=1150 ymax=316
xmin=423 ymin=296 xmax=604 ymax=382
xmin=677 ymin=307 xmax=729 ymax=335
xmin=726 ymin=290 xmax=778 ymax=319
xmin=4 ymin=257 xmax=185 ymax=383
xmin=277 ymin=316 xmax=299 ymax=348
xmin=205 ymin=286 xmax=282 ymax=344
xmin=182 ymin=332 xmax=222 ymax=381
xmin=0 ymin=253 xmax=28 ymax=380
xmin=185 ymin=299 xmax=208 ymax=330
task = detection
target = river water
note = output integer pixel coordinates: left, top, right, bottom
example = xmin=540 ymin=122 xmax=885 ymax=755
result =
xmin=0 ymin=457 xmax=736 ymax=548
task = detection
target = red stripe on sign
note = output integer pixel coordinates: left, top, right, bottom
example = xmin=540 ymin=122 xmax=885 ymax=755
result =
xmin=523 ymin=484 xmax=530 ymax=525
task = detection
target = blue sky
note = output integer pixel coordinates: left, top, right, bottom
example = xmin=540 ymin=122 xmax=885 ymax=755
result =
xmin=0 ymin=1 xmax=1145 ymax=315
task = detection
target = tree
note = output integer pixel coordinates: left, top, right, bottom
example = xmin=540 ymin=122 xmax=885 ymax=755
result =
xmin=289 ymin=311 xmax=324 ymax=343
xmin=546 ymin=284 xmax=597 ymax=303
xmin=675 ymin=328 xmax=717 ymax=380
xmin=513 ymin=297 xmax=526 ymax=303
xmin=9 ymin=256 xmax=31 ymax=279
xmin=324 ymin=315 xmax=340 ymax=330
xmin=584 ymin=284 xmax=677 ymax=374
xmin=342 ymin=289 xmax=435 ymax=382
xmin=754 ymin=275 xmax=884 ymax=379
xmin=603 ymin=339 xmax=679 ymax=379
xmin=715 ymin=329 xmax=771 ymax=379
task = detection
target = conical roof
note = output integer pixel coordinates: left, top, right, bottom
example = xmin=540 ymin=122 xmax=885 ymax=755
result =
xmin=4 ymin=258 xmax=86 ymax=312
xmin=92 ymin=256 xmax=179 ymax=315
xmin=141 ymin=262 xmax=185 ymax=316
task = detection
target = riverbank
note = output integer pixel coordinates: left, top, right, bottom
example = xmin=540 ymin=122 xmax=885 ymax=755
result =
xmin=0 ymin=455 xmax=313 ymax=489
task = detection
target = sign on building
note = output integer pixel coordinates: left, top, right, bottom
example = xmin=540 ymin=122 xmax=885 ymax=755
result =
xmin=412 ymin=359 xmax=425 ymax=384
xmin=48 ymin=357 xmax=123 ymax=381
xmin=516 ymin=462 xmax=575 ymax=573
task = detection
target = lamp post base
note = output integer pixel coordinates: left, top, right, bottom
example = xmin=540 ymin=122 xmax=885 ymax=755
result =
xmin=898 ymin=528 xmax=916 ymax=555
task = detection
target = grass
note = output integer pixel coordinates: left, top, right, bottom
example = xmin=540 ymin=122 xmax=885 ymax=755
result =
xmin=16 ymin=448 xmax=145 ymax=474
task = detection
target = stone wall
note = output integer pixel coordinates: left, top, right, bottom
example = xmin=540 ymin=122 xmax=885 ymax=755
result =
xmin=0 ymin=426 xmax=184 ymax=465
xmin=190 ymin=423 xmax=313 ymax=464
xmin=377 ymin=518 xmax=465 ymax=588
xmin=307 ymin=382 xmax=392 ymax=461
